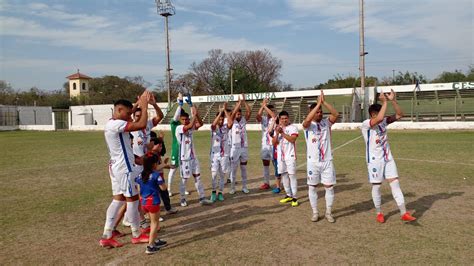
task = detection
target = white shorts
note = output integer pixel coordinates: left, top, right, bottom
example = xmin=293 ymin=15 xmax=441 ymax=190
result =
xmin=277 ymin=159 xmax=296 ymax=175
xmin=260 ymin=146 xmax=273 ymax=161
xmin=180 ymin=158 xmax=201 ymax=179
xmin=109 ymin=170 xmax=139 ymax=197
xmin=230 ymin=147 xmax=248 ymax=163
xmin=210 ymin=153 xmax=230 ymax=173
xmin=307 ymin=160 xmax=336 ymax=186
xmin=367 ymin=159 xmax=399 ymax=183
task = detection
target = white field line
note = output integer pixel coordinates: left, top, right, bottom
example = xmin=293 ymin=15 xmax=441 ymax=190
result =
xmin=296 ymin=135 xmax=363 ymax=169
xmin=337 ymin=154 xmax=474 ymax=167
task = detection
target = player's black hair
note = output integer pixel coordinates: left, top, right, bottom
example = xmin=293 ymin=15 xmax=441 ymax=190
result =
xmin=369 ymin=104 xmax=382 ymax=116
xmin=279 ymin=111 xmax=289 ymax=117
xmin=216 ymin=111 xmax=225 ymax=117
xmin=150 ymin=131 xmax=157 ymax=139
xmin=309 ymin=103 xmax=318 ymax=110
xmin=180 ymin=111 xmax=189 ymax=118
xmin=150 ymin=137 xmax=166 ymax=156
xmin=141 ymin=153 xmax=158 ymax=183
xmin=267 ymin=104 xmax=275 ymax=109
xmin=114 ymin=99 xmax=133 ymax=109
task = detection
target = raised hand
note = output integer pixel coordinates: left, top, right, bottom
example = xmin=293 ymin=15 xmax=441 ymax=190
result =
xmin=386 ymin=89 xmax=396 ymax=101
xmin=241 ymin=93 xmax=246 ymax=102
xmin=320 ymin=90 xmax=325 ymax=103
xmin=223 ymin=102 xmax=228 ymax=110
xmin=262 ymin=98 xmax=268 ymax=107
xmin=149 ymin=92 xmax=157 ymax=105
xmin=378 ymin=91 xmax=387 ymax=102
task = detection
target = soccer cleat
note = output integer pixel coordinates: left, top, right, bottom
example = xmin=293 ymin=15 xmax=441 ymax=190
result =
xmin=200 ymin=198 xmax=213 ymax=205
xmin=242 ymin=188 xmax=250 ymax=194
xmin=376 ymin=213 xmax=385 ymax=223
xmin=180 ymin=199 xmax=188 ymax=207
xmin=167 ymin=207 xmax=178 ymax=215
xmin=217 ymin=192 xmax=224 ymax=201
xmin=210 ymin=191 xmax=217 ymax=202
xmin=146 ymin=245 xmax=160 ymax=254
xmin=132 ymin=233 xmax=149 ymax=244
xmin=272 ymin=187 xmax=281 ymax=194
xmin=311 ymin=213 xmax=319 ymax=222
xmin=279 ymin=196 xmax=293 ymax=204
xmin=111 ymin=229 xmax=125 ymax=238
xmin=99 ymin=237 xmax=124 ymax=248
xmin=140 ymin=227 xmax=151 ymax=234
xmin=229 ymin=188 xmax=236 ymax=195
xmin=259 ymin=183 xmax=270 ymax=190
xmin=291 ymin=198 xmax=299 ymax=207
xmin=154 ymin=239 xmax=168 ymax=248
xmin=401 ymin=212 xmax=417 ymax=222
xmin=325 ymin=213 xmax=335 ymax=223
xmin=185 ymin=191 xmax=190 ymax=195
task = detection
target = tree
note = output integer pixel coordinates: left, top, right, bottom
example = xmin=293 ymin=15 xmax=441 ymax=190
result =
xmin=314 ymin=74 xmax=378 ymax=89
xmin=185 ymin=49 xmax=283 ymax=95
xmin=391 ymin=71 xmax=427 ymax=85
xmin=88 ymin=75 xmax=148 ymax=104
xmin=431 ymin=69 xmax=470 ymax=83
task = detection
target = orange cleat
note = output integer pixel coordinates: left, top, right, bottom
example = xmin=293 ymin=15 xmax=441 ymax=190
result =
xmin=401 ymin=212 xmax=416 ymax=222
xmin=99 ymin=237 xmax=124 ymax=248
xmin=259 ymin=183 xmax=271 ymax=190
xmin=376 ymin=213 xmax=385 ymax=223
xmin=131 ymin=233 xmax=149 ymax=244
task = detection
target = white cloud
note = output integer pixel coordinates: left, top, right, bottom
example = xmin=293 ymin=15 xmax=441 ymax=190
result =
xmin=265 ymin=19 xmax=292 ymax=28
xmin=287 ymin=0 xmax=473 ymax=55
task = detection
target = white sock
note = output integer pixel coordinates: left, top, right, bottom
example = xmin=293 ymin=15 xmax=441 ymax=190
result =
xmin=263 ymin=165 xmax=270 ymax=184
xmin=168 ymin=167 xmax=177 ymax=192
xmin=308 ymin=186 xmax=318 ymax=214
xmin=125 ymin=200 xmax=141 ymax=237
xmin=194 ymin=175 xmax=206 ymax=199
xmin=289 ymin=174 xmax=297 ymax=198
xmin=282 ymin=173 xmax=291 ymax=197
xmin=372 ymin=184 xmax=382 ymax=213
xmin=103 ymin=200 xmax=125 ymax=238
xmin=211 ymin=171 xmax=218 ymax=191
xmin=180 ymin=178 xmax=188 ymax=199
xmin=325 ymin=186 xmax=334 ymax=214
xmin=230 ymin=162 xmax=238 ymax=190
xmin=389 ymin=179 xmax=406 ymax=215
xmin=219 ymin=169 xmax=225 ymax=192
xmin=240 ymin=164 xmax=248 ymax=189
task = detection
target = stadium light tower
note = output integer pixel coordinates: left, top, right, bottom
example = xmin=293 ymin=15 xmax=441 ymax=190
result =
xmin=359 ymin=0 xmax=369 ymax=118
xmin=155 ymin=0 xmax=175 ymax=110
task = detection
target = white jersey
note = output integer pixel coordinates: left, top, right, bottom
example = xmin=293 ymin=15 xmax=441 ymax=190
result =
xmin=230 ymin=117 xmax=248 ymax=148
xmin=276 ymin=124 xmax=299 ymax=161
xmin=261 ymin=116 xmax=273 ymax=148
xmin=176 ymin=125 xmax=196 ymax=161
xmin=131 ymin=119 xmax=154 ymax=157
xmin=361 ymin=117 xmax=394 ymax=163
xmin=210 ymin=125 xmax=230 ymax=157
xmin=304 ymin=118 xmax=333 ymax=162
xmin=104 ymin=119 xmax=136 ymax=174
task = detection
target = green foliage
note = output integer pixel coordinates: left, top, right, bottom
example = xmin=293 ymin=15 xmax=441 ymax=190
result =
xmin=314 ymin=74 xmax=378 ymax=89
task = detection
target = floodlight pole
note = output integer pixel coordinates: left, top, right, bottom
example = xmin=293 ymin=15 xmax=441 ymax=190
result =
xmin=359 ymin=0 xmax=368 ymax=118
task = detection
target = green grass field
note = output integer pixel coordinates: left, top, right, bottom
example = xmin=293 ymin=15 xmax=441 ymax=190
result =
xmin=0 ymin=130 xmax=473 ymax=264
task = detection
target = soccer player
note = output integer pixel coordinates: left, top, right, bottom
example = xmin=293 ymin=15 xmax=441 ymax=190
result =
xmin=267 ymin=117 xmax=282 ymax=193
xmin=303 ymin=90 xmax=338 ymax=223
xmin=99 ymin=91 xmax=151 ymax=248
xmin=210 ymin=103 xmax=232 ymax=201
xmin=168 ymin=93 xmax=189 ymax=197
xmin=255 ymin=98 xmax=277 ymax=190
xmin=362 ymin=89 xmax=416 ymax=223
xmin=229 ymin=94 xmax=252 ymax=194
xmin=175 ymin=106 xmax=213 ymax=206
xmin=273 ymin=111 xmax=299 ymax=207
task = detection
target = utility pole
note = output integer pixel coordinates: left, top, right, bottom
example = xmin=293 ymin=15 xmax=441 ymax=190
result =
xmin=359 ymin=0 xmax=368 ymax=118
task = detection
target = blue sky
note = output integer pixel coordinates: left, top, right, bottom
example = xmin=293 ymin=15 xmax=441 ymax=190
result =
xmin=1 ymin=0 xmax=472 ymax=91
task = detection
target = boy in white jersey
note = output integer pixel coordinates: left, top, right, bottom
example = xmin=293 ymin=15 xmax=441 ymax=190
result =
xmin=229 ymin=95 xmax=252 ymax=194
xmin=99 ymin=91 xmax=152 ymax=248
xmin=273 ymin=111 xmax=300 ymax=207
xmin=175 ymin=106 xmax=213 ymax=207
xmin=255 ymin=98 xmax=277 ymax=190
xmin=303 ymin=90 xmax=339 ymax=223
xmin=210 ymin=103 xmax=232 ymax=202
xmin=362 ymin=90 xmax=416 ymax=223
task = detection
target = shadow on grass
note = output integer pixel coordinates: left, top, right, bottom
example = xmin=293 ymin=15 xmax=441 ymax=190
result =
xmin=385 ymin=191 xmax=465 ymax=226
